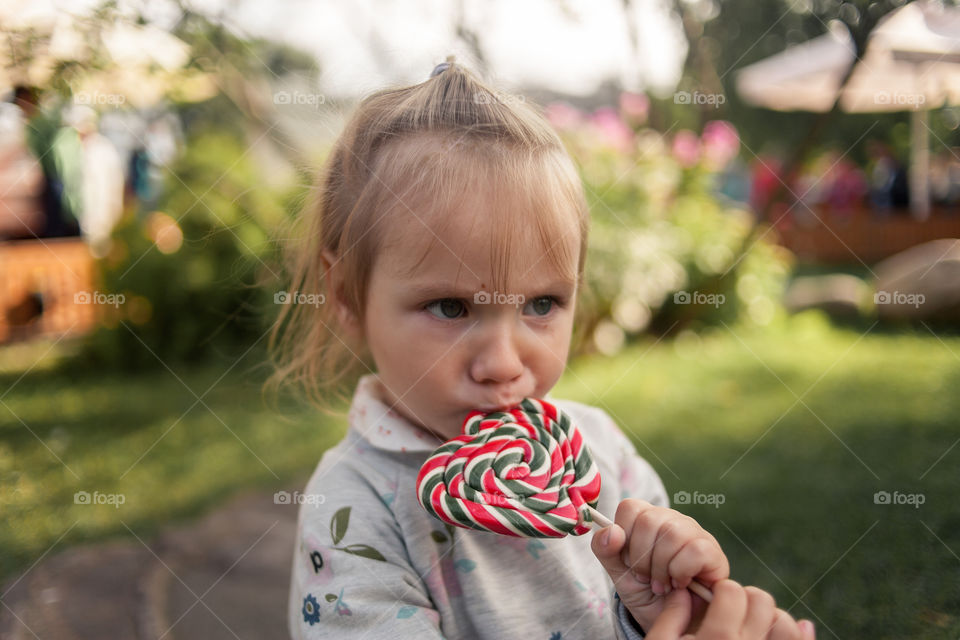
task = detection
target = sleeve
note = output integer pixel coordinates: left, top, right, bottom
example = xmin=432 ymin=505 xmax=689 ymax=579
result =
xmin=287 ymin=473 xmax=446 ymax=639
xmin=615 ymin=593 xmax=648 ymax=639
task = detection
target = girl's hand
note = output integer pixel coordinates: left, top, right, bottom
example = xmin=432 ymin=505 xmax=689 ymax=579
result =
xmin=644 ymin=579 xmax=816 ymax=640
xmin=590 ymin=499 xmax=729 ymax=632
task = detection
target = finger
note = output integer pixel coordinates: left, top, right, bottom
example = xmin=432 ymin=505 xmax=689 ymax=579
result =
xmin=799 ymin=619 xmax=816 ymax=639
xmin=667 ymin=537 xmax=730 ymax=592
xmin=618 ymin=500 xmax=663 ymax=583
xmin=740 ymin=586 xmax=778 ymax=639
xmin=648 ymin=517 xmax=700 ymax=594
xmin=590 ymin=523 xmax=634 ymax=588
xmin=768 ymin=608 xmax=805 ymax=640
xmin=697 ymin=579 xmax=748 ymax=636
xmin=643 ymin=586 xmax=692 ymax=640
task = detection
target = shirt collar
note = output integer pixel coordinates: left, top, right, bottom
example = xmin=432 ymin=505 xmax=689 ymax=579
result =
xmin=348 ymin=373 xmax=560 ymax=453
xmin=348 ymin=374 xmax=443 ymax=453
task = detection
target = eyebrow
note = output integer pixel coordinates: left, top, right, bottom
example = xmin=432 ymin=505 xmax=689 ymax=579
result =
xmin=404 ymin=280 xmax=577 ymax=299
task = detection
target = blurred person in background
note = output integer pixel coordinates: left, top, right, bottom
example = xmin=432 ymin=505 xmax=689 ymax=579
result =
xmin=824 ymin=154 xmax=866 ymax=222
xmin=928 ymin=149 xmax=960 ymax=210
xmin=48 ymin=103 xmax=85 ymax=238
xmin=866 ymin=140 xmax=909 ymax=215
xmin=0 ymin=89 xmax=44 ymax=239
xmin=13 ymin=84 xmax=81 ymax=238
xmin=62 ymin=104 xmax=125 ymax=257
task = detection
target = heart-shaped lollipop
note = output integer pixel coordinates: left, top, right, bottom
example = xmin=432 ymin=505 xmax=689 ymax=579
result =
xmin=416 ymin=397 xmax=602 ymax=537
xmin=415 ymin=397 xmax=715 ymax=603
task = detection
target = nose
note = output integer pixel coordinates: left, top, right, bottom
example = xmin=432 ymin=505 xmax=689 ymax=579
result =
xmin=469 ymin=318 xmax=524 ymax=385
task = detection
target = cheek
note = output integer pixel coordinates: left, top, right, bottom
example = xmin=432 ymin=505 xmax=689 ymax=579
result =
xmin=367 ymin=310 xmax=461 ymax=373
xmin=528 ymin=317 xmax=575 ymax=386
xmin=534 ymin=311 xmax=575 ymax=359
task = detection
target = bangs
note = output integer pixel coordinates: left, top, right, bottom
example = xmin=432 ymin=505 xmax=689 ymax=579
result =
xmin=369 ymin=135 xmax=588 ymax=294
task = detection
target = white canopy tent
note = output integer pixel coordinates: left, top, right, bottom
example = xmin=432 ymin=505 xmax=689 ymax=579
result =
xmin=735 ymin=0 xmax=960 ymax=219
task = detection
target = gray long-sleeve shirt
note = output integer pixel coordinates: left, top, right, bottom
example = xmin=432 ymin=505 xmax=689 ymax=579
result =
xmin=287 ymin=374 xmax=670 ymax=639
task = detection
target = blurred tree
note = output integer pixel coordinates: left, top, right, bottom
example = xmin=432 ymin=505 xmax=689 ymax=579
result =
xmin=167 ymin=0 xmax=319 ymax=170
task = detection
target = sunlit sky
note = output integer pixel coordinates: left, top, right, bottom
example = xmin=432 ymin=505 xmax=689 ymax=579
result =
xmin=10 ymin=0 xmax=688 ymax=98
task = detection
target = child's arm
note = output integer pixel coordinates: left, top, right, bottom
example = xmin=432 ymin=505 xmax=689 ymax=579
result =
xmin=288 ymin=473 xmax=447 ymax=639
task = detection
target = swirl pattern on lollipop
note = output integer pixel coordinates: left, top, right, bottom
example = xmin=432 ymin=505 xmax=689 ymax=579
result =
xmin=416 ymin=398 xmax=602 ymax=537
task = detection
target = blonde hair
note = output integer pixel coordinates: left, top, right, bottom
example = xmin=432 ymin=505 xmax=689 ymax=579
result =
xmin=265 ymin=61 xmax=591 ymax=415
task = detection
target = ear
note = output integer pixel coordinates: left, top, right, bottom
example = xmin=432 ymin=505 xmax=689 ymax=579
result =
xmin=321 ymin=249 xmax=362 ymax=340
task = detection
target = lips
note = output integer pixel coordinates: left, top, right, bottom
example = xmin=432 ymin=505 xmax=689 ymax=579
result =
xmin=475 ymin=402 xmax=523 ymax=413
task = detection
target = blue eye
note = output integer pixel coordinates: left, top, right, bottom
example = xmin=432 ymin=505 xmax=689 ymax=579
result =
xmin=524 ymin=296 xmax=557 ymax=317
xmin=425 ymin=299 xmax=465 ymax=319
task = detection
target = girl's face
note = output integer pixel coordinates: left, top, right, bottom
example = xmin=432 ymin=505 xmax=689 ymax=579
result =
xmin=358 ymin=198 xmax=580 ymax=443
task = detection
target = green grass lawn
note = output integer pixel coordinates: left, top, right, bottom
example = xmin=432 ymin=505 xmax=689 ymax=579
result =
xmin=3 ymin=314 xmax=959 ymax=638
xmin=0 ymin=341 xmax=348 ymax=584
xmin=554 ymin=314 xmax=960 ymax=639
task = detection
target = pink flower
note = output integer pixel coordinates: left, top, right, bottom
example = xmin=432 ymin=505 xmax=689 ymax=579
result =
xmin=701 ymin=120 xmax=740 ymax=170
xmin=545 ymin=102 xmax=584 ymax=131
xmin=619 ymin=91 xmax=649 ymax=125
xmin=588 ymin=107 xmax=634 ymax=153
xmin=672 ymin=130 xmax=701 ymax=168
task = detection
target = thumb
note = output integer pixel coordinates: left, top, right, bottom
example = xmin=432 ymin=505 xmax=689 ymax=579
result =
xmin=589 ymin=524 xmax=632 ymax=585
xmin=644 ymin=587 xmax=693 ymax=640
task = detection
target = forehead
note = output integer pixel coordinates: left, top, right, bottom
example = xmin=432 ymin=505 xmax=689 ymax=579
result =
xmin=376 ymin=188 xmax=580 ymax=294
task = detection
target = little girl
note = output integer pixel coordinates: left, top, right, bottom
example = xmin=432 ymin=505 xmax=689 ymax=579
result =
xmin=270 ymin=60 xmax=816 ymax=640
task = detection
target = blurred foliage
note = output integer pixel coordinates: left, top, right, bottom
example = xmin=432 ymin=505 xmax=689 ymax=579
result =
xmin=549 ymin=99 xmax=794 ymax=357
xmin=172 ymin=3 xmax=319 ymax=78
xmin=73 ymin=96 xmax=300 ymax=370
xmin=55 ymin=4 xmax=320 ymax=371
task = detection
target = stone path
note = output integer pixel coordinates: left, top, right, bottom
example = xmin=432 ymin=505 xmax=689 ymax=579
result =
xmin=1 ymin=483 xmax=305 ymax=640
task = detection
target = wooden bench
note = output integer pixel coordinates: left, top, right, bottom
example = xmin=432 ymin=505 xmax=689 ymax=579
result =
xmin=0 ymin=238 xmax=97 ymax=343
xmin=774 ymin=206 xmax=960 ymax=265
